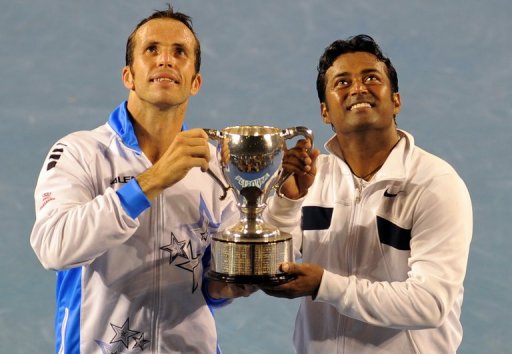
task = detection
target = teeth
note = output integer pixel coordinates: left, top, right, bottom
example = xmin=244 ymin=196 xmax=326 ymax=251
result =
xmin=155 ymin=78 xmax=176 ymax=83
xmin=350 ymin=102 xmax=371 ymax=110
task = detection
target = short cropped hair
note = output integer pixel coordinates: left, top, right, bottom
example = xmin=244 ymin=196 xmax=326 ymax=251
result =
xmin=125 ymin=5 xmax=201 ymax=73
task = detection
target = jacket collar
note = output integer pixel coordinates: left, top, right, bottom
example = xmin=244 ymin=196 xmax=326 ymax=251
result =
xmin=107 ymin=101 xmax=189 ymax=154
xmin=324 ymin=129 xmax=414 ymax=182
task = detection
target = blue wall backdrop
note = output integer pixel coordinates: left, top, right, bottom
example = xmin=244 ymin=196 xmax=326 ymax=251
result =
xmin=1 ymin=1 xmax=510 ymax=353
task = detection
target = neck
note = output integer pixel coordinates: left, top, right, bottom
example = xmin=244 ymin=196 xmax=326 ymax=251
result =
xmin=337 ymin=129 xmax=401 ymax=181
xmin=127 ymin=96 xmax=187 ymax=163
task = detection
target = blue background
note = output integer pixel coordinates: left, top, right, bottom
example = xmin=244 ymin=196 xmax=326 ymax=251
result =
xmin=1 ymin=1 xmax=510 ymax=353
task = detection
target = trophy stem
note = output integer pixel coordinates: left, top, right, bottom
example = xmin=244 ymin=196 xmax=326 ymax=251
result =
xmin=238 ymin=205 xmax=270 ymax=237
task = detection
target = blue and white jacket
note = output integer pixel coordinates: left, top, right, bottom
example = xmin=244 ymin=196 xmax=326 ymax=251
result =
xmin=268 ymin=130 xmax=473 ymax=354
xmin=31 ymin=102 xmax=238 ymax=354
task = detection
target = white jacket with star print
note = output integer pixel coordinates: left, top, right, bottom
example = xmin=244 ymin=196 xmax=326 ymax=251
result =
xmin=30 ymin=102 xmax=240 ymax=354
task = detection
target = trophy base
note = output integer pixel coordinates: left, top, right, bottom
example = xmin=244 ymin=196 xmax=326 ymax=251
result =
xmin=208 ymin=270 xmax=296 ymax=285
xmin=208 ymin=230 xmax=294 ymax=285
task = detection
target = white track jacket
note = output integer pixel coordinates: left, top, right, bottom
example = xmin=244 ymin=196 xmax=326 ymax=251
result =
xmin=30 ymin=102 xmax=240 ymax=354
xmin=268 ymin=130 xmax=472 ymax=354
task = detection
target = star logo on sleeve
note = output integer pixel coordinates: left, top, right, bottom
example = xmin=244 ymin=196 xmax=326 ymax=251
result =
xmin=110 ymin=318 xmax=140 ymax=349
xmin=160 ymin=232 xmax=188 ymax=264
xmin=176 ymin=242 xmax=202 ymax=292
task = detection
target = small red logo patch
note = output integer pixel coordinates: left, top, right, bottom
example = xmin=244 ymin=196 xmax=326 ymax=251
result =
xmin=40 ymin=192 xmax=55 ymax=210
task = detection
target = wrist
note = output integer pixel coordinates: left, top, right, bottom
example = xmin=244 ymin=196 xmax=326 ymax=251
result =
xmin=136 ymin=169 xmax=164 ymax=200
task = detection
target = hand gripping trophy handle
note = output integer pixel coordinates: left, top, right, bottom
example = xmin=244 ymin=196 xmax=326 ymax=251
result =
xmin=273 ymin=126 xmax=314 ymax=198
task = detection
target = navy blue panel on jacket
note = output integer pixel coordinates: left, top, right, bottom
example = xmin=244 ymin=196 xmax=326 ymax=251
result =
xmin=376 ymin=216 xmax=411 ymax=250
xmin=302 ymin=206 xmax=333 ymax=230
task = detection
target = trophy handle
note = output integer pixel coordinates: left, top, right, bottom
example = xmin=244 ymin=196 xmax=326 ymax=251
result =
xmin=274 ymin=126 xmax=314 ymax=198
xmin=204 ymin=128 xmax=232 ymax=200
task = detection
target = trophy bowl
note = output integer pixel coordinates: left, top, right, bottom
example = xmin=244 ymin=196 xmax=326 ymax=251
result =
xmin=205 ymin=125 xmax=313 ymax=284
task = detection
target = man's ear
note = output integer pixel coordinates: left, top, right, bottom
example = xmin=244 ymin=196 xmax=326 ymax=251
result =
xmin=122 ymin=66 xmax=134 ymax=91
xmin=392 ymin=92 xmax=401 ymax=116
xmin=190 ymin=73 xmax=202 ymax=96
xmin=321 ymin=102 xmax=331 ymax=124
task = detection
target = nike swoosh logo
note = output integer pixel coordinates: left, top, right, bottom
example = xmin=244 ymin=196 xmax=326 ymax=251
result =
xmin=384 ymin=189 xmax=402 ymax=197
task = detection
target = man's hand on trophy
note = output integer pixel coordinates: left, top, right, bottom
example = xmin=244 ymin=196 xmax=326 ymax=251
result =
xmin=260 ymin=262 xmax=324 ymax=299
xmin=207 ymin=279 xmax=259 ymax=299
xmin=137 ymin=129 xmax=211 ymax=200
xmin=280 ymin=139 xmax=320 ymax=200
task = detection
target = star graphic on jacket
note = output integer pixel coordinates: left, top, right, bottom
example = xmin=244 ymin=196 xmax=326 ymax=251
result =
xmin=161 ymin=232 xmax=188 ymax=264
xmin=186 ymin=194 xmax=221 ymax=243
xmin=133 ymin=333 xmax=150 ymax=351
xmin=110 ymin=318 xmax=140 ymax=349
xmin=195 ymin=217 xmax=210 ymax=242
xmin=96 ymin=340 xmax=122 ymax=354
xmin=176 ymin=242 xmax=202 ymax=292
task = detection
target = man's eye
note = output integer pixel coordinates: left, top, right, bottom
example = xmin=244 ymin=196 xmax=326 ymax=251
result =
xmin=146 ymin=46 xmax=157 ymax=53
xmin=335 ymin=79 xmax=349 ymax=87
xmin=364 ymin=75 xmax=378 ymax=83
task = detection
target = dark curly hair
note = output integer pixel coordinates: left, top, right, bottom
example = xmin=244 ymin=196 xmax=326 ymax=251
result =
xmin=316 ymin=34 xmax=398 ymax=103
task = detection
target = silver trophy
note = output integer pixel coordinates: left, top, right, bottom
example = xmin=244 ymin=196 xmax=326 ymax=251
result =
xmin=205 ymin=125 xmax=313 ymax=284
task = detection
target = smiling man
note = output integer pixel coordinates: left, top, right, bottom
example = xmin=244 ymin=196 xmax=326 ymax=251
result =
xmin=264 ymin=35 xmax=473 ymax=353
xmin=29 ymin=6 xmax=317 ymax=354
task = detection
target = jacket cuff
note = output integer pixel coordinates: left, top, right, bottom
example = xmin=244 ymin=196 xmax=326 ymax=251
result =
xmin=201 ymin=278 xmax=232 ymax=308
xmin=267 ymin=194 xmax=304 ymax=222
xmin=314 ymin=270 xmax=349 ymax=304
xmin=116 ymin=178 xmax=151 ymax=219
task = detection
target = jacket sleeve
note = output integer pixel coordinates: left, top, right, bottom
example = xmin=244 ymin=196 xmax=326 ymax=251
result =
xmin=30 ymin=138 xmax=146 ymax=271
xmin=315 ymin=173 xmax=473 ymax=329
xmin=265 ymin=194 xmax=304 ymax=258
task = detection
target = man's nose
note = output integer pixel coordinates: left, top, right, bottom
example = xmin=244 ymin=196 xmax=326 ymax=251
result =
xmin=350 ymin=78 xmax=368 ymax=95
xmin=158 ymin=49 xmax=174 ymax=67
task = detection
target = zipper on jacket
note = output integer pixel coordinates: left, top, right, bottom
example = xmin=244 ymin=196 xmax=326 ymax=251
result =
xmin=347 ymin=176 xmax=365 ymax=272
xmin=347 ymin=202 xmax=362 ymax=274
xmin=355 ymin=182 xmax=363 ymax=203
xmin=341 ymin=178 xmax=366 ymax=353
xmin=150 ymin=194 xmax=163 ymax=353
xmin=353 ymin=175 xmax=368 ymax=204
xmin=337 ymin=313 xmax=347 ymax=354
xmin=341 ymin=193 xmax=360 ymax=352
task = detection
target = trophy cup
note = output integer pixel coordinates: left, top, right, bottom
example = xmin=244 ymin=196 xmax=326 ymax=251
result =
xmin=204 ymin=125 xmax=313 ymax=284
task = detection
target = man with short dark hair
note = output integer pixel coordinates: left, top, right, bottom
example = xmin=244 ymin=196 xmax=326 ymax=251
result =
xmin=30 ymin=6 xmax=314 ymax=353
xmin=264 ymin=34 xmax=473 ymax=353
